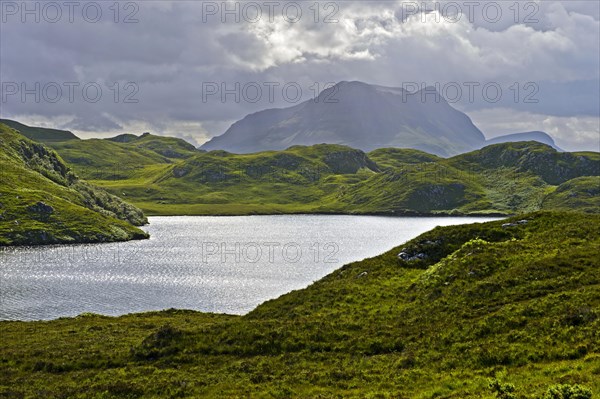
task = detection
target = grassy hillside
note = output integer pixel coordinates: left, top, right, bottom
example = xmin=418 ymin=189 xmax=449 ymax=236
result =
xmin=1 ymin=211 xmax=598 ymax=397
xmin=130 ymin=132 xmax=199 ymax=159
xmin=541 ymin=176 xmax=600 ymax=213
xmin=47 ymin=137 xmax=599 ymax=216
xmin=0 ymin=119 xmax=79 ymax=143
xmin=49 ymin=132 xmax=200 ymax=180
xmin=0 ymin=123 xmax=148 ymax=246
xmin=2 ymin=119 xmax=596 ymax=217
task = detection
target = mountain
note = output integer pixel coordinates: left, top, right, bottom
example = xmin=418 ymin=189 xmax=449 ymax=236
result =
xmin=2 ymin=211 xmax=598 ymax=397
xmin=0 ymin=119 xmax=79 ymax=143
xmin=201 ymin=81 xmax=487 ymax=157
xmin=0 ymin=122 xmax=148 ymax=246
xmin=485 ymin=131 xmax=562 ymax=150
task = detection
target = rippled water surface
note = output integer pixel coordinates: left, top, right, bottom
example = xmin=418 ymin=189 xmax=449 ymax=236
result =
xmin=0 ymin=215 xmax=499 ymax=320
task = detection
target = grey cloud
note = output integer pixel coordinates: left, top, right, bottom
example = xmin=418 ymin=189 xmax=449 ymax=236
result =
xmin=1 ymin=0 xmax=598 ymax=151
xmin=66 ymin=113 xmax=122 ymax=132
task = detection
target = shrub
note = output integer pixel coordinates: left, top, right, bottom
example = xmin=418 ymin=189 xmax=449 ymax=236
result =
xmin=488 ymin=378 xmax=517 ymax=399
xmin=542 ymin=384 xmax=593 ymax=399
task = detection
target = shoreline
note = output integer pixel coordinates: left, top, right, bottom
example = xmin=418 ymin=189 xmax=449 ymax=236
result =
xmin=1 ymin=213 xmax=506 ymax=322
xmin=141 ymin=209 xmax=511 ymax=218
xmin=1 ymin=212 xmax=508 ymax=248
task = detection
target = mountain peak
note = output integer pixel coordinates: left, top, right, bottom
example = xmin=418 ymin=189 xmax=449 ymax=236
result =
xmin=201 ymin=81 xmax=484 ymax=156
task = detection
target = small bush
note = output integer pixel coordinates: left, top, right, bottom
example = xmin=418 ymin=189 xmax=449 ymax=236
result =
xmin=542 ymin=384 xmax=592 ymax=399
xmin=488 ymin=378 xmax=517 ymax=399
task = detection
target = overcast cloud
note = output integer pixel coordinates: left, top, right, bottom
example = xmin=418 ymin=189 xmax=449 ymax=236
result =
xmin=0 ymin=0 xmax=598 ymax=151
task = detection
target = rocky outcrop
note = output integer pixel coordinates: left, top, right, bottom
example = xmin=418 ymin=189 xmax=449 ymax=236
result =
xmin=323 ymin=149 xmax=380 ymax=174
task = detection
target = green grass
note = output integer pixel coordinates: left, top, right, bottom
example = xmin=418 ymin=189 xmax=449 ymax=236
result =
xmin=0 ymin=119 xmax=79 ymax=143
xmin=1 ymin=211 xmax=598 ymax=397
xmin=3 ymin=119 xmax=596 ymax=217
xmin=44 ymin=138 xmax=599 ymax=216
xmin=541 ymin=176 xmax=600 ymax=214
xmin=0 ymin=123 xmax=148 ymax=246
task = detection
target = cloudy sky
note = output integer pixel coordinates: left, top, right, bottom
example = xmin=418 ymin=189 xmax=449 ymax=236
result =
xmin=1 ymin=0 xmax=598 ymax=151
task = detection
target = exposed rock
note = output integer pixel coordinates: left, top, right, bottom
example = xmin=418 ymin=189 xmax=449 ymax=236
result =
xmin=502 ymin=220 xmax=528 ymax=228
xmin=155 ymin=148 xmax=184 ymax=158
xmin=397 ymin=251 xmax=428 ymax=262
xmin=172 ymin=167 xmax=190 ymax=178
xmin=27 ymin=201 xmax=54 ymax=215
xmin=323 ymin=149 xmax=380 ymax=174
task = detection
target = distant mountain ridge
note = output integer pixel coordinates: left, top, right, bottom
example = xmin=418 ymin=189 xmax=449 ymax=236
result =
xmin=201 ymin=81 xmax=488 ymax=157
xmin=484 ymin=131 xmax=561 ymax=151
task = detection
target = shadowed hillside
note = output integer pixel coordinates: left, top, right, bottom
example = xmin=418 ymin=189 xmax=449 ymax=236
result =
xmin=201 ymin=81 xmax=487 ymax=156
xmin=0 ymin=119 xmax=80 ymax=143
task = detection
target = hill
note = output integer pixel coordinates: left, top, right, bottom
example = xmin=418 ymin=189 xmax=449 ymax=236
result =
xmin=48 ymin=132 xmax=200 ymax=180
xmin=0 ymin=123 xmax=148 ymax=246
xmin=105 ymin=132 xmax=199 ymax=159
xmin=484 ymin=131 xmax=561 ymax=151
xmin=10 ymin=118 xmax=595 ymax=217
xmin=58 ymin=141 xmax=598 ymax=216
xmin=541 ymin=176 xmax=600 ymax=213
xmin=0 ymin=119 xmax=79 ymax=143
xmin=201 ymin=81 xmax=487 ymax=157
xmin=1 ymin=211 xmax=598 ymax=397
xmin=8 ymin=119 xmax=596 ymax=217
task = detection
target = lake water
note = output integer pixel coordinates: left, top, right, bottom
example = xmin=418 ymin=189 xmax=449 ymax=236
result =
xmin=0 ymin=215 xmax=499 ymax=321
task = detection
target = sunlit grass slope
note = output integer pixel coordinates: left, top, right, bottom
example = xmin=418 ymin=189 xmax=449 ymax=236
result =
xmin=0 ymin=123 xmax=148 ymax=245
xmin=1 ymin=211 xmax=598 ymax=397
xmin=48 ymin=137 xmax=599 ymax=216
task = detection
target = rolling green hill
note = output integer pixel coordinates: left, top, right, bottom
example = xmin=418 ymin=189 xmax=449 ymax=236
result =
xmin=0 ymin=119 xmax=80 ymax=143
xmin=46 ymin=137 xmax=599 ymax=216
xmin=5 ymin=119 xmax=595 ymax=216
xmin=129 ymin=132 xmax=200 ymax=159
xmin=541 ymin=176 xmax=600 ymax=213
xmin=49 ymin=132 xmax=200 ymax=180
xmin=0 ymin=123 xmax=148 ymax=246
xmin=1 ymin=211 xmax=598 ymax=397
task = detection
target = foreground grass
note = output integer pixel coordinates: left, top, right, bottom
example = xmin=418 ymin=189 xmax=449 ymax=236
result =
xmin=1 ymin=211 xmax=598 ymax=398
